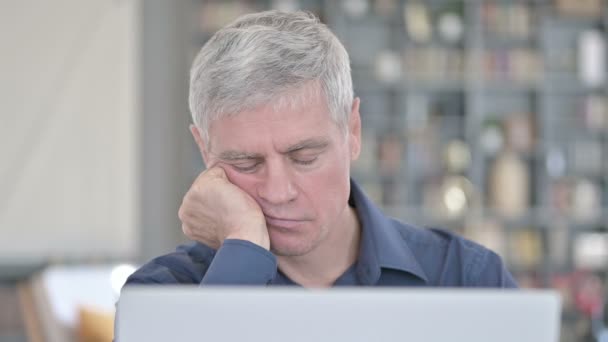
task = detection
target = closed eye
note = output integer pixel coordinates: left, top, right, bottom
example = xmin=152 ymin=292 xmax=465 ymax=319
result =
xmin=292 ymin=157 xmax=318 ymax=165
xmin=232 ymin=162 xmax=261 ymax=173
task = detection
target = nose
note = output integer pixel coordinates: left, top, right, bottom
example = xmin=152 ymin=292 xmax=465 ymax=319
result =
xmin=256 ymin=159 xmax=298 ymax=205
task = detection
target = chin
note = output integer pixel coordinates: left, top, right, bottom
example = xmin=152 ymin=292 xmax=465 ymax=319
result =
xmin=269 ymin=228 xmax=324 ymax=257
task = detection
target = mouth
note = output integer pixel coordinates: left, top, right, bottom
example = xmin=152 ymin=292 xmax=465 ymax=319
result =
xmin=264 ymin=215 xmax=307 ymax=229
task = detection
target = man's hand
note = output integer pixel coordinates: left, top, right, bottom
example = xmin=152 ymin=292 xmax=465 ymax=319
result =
xmin=178 ymin=167 xmax=270 ymax=250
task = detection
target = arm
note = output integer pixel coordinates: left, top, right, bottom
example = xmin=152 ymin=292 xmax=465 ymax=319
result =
xmin=124 ymin=240 xmax=278 ymax=286
xmin=124 ymin=166 xmax=274 ymax=286
xmin=178 ymin=166 xmax=275 ymax=285
xmin=201 ymin=239 xmax=277 ymax=285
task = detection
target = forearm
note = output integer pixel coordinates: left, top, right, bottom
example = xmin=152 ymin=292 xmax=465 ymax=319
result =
xmin=200 ymin=239 xmax=277 ymax=285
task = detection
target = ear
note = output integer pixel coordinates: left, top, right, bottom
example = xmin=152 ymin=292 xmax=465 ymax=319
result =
xmin=348 ymin=97 xmax=362 ymax=161
xmin=190 ymin=124 xmax=211 ymax=166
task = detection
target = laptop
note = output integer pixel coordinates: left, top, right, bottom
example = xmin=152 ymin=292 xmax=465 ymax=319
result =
xmin=116 ymin=287 xmax=561 ymax=342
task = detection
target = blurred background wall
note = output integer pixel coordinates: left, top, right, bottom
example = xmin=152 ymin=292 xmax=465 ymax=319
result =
xmin=1 ymin=0 xmax=196 ymax=268
xmin=0 ymin=1 xmax=141 ymax=263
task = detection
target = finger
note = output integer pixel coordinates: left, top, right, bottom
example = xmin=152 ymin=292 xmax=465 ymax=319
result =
xmin=181 ymin=223 xmax=192 ymax=238
xmin=204 ymin=165 xmax=227 ymax=179
xmin=193 ymin=164 xmax=224 ymax=184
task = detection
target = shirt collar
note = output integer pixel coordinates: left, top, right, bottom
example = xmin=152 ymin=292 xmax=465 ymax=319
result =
xmin=350 ymin=179 xmax=429 ymax=285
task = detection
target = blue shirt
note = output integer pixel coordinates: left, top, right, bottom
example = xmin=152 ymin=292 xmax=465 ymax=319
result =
xmin=125 ymin=180 xmax=518 ymax=288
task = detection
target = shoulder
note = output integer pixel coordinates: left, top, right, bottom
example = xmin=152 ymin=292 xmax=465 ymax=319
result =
xmin=389 ymin=219 xmax=517 ymax=287
xmin=125 ymin=242 xmax=215 ymax=285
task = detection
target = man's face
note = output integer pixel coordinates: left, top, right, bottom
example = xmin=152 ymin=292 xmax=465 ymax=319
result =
xmin=200 ymin=89 xmax=361 ymax=257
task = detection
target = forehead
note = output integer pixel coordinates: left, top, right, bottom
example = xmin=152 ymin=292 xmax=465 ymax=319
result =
xmin=208 ymin=87 xmax=339 ymax=151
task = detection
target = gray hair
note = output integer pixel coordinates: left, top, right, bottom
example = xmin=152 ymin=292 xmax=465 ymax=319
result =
xmin=189 ymin=10 xmax=353 ymax=144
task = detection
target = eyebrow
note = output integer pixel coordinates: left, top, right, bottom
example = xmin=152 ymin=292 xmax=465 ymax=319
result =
xmin=282 ymin=137 xmax=330 ymax=154
xmin=216 ymin=137 xmax=330 ymax=162
xmin=217 ymin=150 xmax=263 ymax=161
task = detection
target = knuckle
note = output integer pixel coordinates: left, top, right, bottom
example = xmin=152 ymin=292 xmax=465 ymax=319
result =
xmin=184 ymin=187 xmax=200 ymax=203
xmin=181 ymin=224 xmax=191 ymax=237
xmin=206 ymin=166 xmax=226 ymax=179
xmin=177 ymin=206 xmax=186 ymax=221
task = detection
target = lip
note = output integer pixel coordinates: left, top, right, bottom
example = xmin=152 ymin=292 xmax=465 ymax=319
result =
xmin=264 ymin=215 xmax=306 ymax=229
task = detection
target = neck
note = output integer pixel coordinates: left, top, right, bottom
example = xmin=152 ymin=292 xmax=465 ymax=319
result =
xmin=277 ymin=206 xmax=361 ymax=288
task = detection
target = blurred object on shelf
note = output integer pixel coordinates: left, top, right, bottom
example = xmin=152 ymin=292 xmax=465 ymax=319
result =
xmin=404 ymin=93 xmax=431 ymax=132
xmin=545 ymin=48 xmax=576 ymax=75
xmin=550 ymin=177 xmax=573 ymax=215
xmin=380 ymin=177 xmax=404 ymax=206
xmin=465 ymin=218 xmax=507 ymax=259
xmin=580 ymin=95 xmax=608 ymax=132
xmin=404 ymin=47 xmax=464 ymax=81
xmin=555 ymin=0 xmax=604 ymax=18
xmin=198 ymin=1 xmax=257 ymax=32
xmin=480 ymin=119 xmax=505 ymax=156
xmin=342 ymin=0 xmax=369 ymax=18
xmin=574 ymin=233 xmax=608 ymax=270
xmin=553 ymin=273 xmax=577 ymax=313
xmin=440 ymin=175 xmax=474 ymax=218
xmin=435 ymin=1 xmax=464 ymax=44
xmin=578 ymin=29 xmax=606 ymax=88
xmin=408 ymin=126 xmax=441 ymax=178
xmin=548 ymin=177 xmax=602 ymax=221
xmin=546 ymin=148 xmax=567 ymax=179
xmin=443 ymin=140 xmax=471 ymax=173
xmin=550 ymin=270 xmax=608 ymax=341
xmin=271 ymin=0 xmax=299 ymax=12
xmin=574 ymin=273 xmax=604 ymax=318
xmin=77 ymin=307 xmax=114 ymax=342
xmin=437 ymin=11 xmax=463 ymax=44
xmin=489 ymin=150 xmax=530 ymax=218
xmin=569 ymin=271 xmax=604 ymax=317
xmin=572 ymin=139 xmax=604 ymax=176
xmin=404 ymin=2 xmax=432 ymax=43
xmin=377 ymin=133 xmax=403 ymax=174
xmin=571 ymin=178 xmax=602 ymax=222
xmin=360 ymin=181 xmax=383 ymax=206
xmin=516 ymin=272 xmax=543 ymax=288
xmin=481 ymin=2 xmax=532 ymax=40
xmin=422 ymin=178 xmax=442 ymax=217
xmin=374 ymin=50 xmax=403 ymax=84
xmin=482 ymin=48 xmax=542 ymax=84
xmin=423 ymin=175 xmax=474 ymax=219
xmin=504 ymin=112 xmax=536 ymax=154
xmin=509 ymin=229 xmax=543 ymax=269
xmin=357 ymin=131 xmax=378 ymax=172
xmin=373 ymin=0 xmax=397 ymax=17
xmin=548 ymin=224 xmax=569 ymax=269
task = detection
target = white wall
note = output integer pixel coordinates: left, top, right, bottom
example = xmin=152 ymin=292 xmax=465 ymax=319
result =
xmin=0 ymin=1 xmax=140 ymax=261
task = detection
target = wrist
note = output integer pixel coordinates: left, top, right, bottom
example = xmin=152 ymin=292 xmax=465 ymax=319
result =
xmin=225 ymin=234 xmax=270 ymax=250
xmin=225 ymin=226 xmax=269 ymax=250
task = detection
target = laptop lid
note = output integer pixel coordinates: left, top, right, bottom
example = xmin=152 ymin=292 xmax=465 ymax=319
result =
xmin=116 ymin=287 xmax=561 ymax=342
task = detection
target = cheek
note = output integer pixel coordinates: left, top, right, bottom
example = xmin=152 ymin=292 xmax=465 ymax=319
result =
xmin=222 ymin=168 xmax=259 ymax=197
xmin=299 ymin=157 xmax=351 ymax=210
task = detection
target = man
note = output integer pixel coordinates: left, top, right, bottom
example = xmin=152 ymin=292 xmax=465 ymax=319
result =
xmin=125 ymin=10 xmax=517 ymax=288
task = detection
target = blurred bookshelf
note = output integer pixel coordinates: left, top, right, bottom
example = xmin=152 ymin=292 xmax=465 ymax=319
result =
xmin=191 ymin=0 xmax=608 ymax=340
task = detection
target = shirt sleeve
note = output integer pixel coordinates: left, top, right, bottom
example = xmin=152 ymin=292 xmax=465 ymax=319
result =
xmin=201 ymin=239 xmax=277 ymax=285
xmin=124 ymin=242 xmax=212 ymax=285
xmin=473 ymin=250 xmax=519 ymax=288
